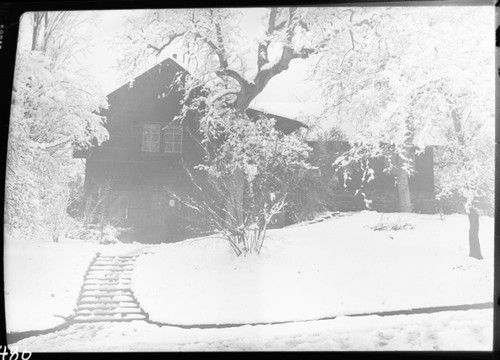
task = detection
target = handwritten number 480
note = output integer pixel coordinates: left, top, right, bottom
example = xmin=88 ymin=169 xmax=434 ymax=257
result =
xmin=0 ymin=346 xmax=32 ymax=360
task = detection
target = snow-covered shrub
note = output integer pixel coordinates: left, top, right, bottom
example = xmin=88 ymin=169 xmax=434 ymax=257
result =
xmin=370 ymin=214 xmax=415 ymax=231
xmin=100 ymin=225 xmax=120 ymax=244
xmin=80 ymin=226 xmax=103 ymax=243
xmin=69 ymin=223 xmax=121 ymax=244
xmin=370 ymin=222 xmax=415 ymax=231
xmin=181 ymin=112 xmax=313 ymax=256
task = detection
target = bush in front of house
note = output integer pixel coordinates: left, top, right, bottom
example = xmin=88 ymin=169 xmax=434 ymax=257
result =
xmin=67 ymin=223 xmax=121 ymax=244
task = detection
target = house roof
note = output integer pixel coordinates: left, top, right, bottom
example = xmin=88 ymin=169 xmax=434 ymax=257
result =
xmin=106 ymin=57 xmax=308 ymax=133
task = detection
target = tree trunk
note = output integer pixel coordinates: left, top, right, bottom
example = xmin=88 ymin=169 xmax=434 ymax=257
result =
xmin=396 ymin=152 xmax=412 ymax=213
xmin=31 ymin=14 xmax=40 ymax=51
xmin=468 ymin=207 xmax=483 ymax=260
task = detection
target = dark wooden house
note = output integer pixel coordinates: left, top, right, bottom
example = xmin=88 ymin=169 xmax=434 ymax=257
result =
xmin=75 ymin=58 xmax=305 ymax=243
xmin=76 ymin=57 xmax=437 ymax=243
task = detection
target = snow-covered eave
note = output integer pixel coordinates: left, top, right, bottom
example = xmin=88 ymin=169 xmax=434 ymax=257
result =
xmin=247 ymin=103 xmax=308 ymax=126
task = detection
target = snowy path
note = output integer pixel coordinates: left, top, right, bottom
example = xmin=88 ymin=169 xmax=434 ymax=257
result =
xmin=10 ymin=309 xmax=493 ymax=351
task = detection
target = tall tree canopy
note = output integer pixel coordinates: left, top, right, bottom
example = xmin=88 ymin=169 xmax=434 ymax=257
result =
xmin=313 ymin=6 xmax=493 ymax=214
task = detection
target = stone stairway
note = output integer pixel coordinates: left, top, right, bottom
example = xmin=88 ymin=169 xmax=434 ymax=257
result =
xmin=306 ymin=211 xmax=340 ymax=225
xmin=73 ymin=253 xmax=149 ymax=323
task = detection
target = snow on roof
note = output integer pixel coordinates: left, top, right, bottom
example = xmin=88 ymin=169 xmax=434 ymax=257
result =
xmin=248 ymin=101 xmax=322 ymax=123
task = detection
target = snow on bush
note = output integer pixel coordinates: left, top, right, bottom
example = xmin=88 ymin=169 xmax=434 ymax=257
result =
xmin=132 ymin=211 xmax=493 ymax=326
xmin=180 ymin=113 xmax=313 ymax=256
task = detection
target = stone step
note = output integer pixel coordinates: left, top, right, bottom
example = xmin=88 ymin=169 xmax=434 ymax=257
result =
xmin=75 ymin=312 xmax=146 ymax=319
xmin=86 ymin=273 xmax=133 ymax=278
xmin=87 ymin=268 xmax=133 ymax=273
xmin=94 ymin=257 xmax=134 ymax=261
xmin=90 ymin=262 xmax=134 ymax=267
xmin=73 ymin=314 xmax=147 ymax=322
xmin=83 ymin=285 xmax=131 ymax=291
xmin=78 ymin=297 xmax=137 ymax=304
xmin=77 ymin=302 xmax=138 ymax=309
xmin=85 ymin=278 xmax=131 ymax=283
xmin=81 ymin=290 xmax=132 ymax=297
xmin=77 ymin=302 xmax=138 ymax=310
xmin=77 ymin=308 xmax=143 ymax=316
xmin=83 ymin=282 xmax=131 ymax=288
xmin=88 ymin=268 xmax=133 ymax=273
xmin=84 ymin=281 xmax=131 ymax=286
xmin=84 ymin=278 xmax=132 ymax=283
xmin=85 ymin=274 xmax=132 ymax=279
xmin=81 ymin=290 xmax=132 ymax=296
xmin=90 ymin=264 xmax=134 ymax=268
xmin=85 ymin=273 xmax=132 ymax=278
xmin=87 ymin=268 xmax=133 ymax=277
xmin=92 ymin=262 xmax=135 ymax=266
xmin=80 ymin=295 xmax=135 ymax=302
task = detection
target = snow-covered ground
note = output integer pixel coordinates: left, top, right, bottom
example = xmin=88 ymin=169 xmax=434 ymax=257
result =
xmin=5 ymin=211 xmax=494 ymax=350
xmin=4 ymin=235 xmax=144 ymax=333
xmin=11 ymin=309 xmax=493 ymax=351
xmin=133 ymin=212 xmax=494 ymax=325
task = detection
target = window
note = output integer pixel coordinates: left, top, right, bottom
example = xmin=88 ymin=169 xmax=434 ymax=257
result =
xmin=164 ymin=124 xmax=182 ymax=153
xmin=142 ymin=124 xmax=160 ymax=152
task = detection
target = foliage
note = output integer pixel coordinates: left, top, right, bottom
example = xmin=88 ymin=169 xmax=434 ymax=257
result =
xmin=68 ymin=223 xmax=121 ymax=244
xmin=435 ymin=115 xmax=494 ymax=215
xmin=5 ymin=46 xmax=108 ymax=239
xmin=313 ymin=7 xmax=493 ymax=213
xmin=370 ymin=221 xmax=415 ymax=232
xmin=179 ymin=114 xmax=313 ymax=256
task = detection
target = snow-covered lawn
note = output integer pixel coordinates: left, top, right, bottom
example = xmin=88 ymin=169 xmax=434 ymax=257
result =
xmin=5 ymin=211 xmax=494 ymax=351
xmin=4 ymin=235 xmax=144 ymax=333
xmin=11 ymin=309 xmax=493 ymax=351
xmin=133 ymin=212 xmax=494 ymax=325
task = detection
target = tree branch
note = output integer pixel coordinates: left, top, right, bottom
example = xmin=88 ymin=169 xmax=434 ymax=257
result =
xmin=216 ymin=68 xmax=248 ymax=89
xmin=204 ymin=38 xmax=228 ymax=68
xmin=257 ymin=8 xmax=286 ymax=71
xmin=146 ymin=32 xmax=185 ymax=54
xmin=212 ymin=90 xmax=239 ymax=103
